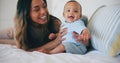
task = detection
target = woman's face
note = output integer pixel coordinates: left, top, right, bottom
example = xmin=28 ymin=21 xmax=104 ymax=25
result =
xmin=30 ymin=0 xmax=48 ymax=24
xmin=63 ymin=2 xmax=82 ymax=22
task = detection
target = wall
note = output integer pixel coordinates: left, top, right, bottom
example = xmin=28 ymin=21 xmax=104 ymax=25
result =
xmin=0 ymin=0 xmax=120 ymax=30
xmin=47 ymin=0 xmax=120 ymax=22
xmin=0 ymin=0 xmax=17 ymax=30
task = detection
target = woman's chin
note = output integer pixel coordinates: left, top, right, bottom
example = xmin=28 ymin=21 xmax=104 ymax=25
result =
xmin=38 ymin=20 xmax=47 ymax=24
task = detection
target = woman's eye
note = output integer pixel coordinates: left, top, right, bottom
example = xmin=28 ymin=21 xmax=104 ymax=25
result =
xmin=33 ymin=6 xmax=40 ymax=12
xmin=35 ymin=8 xmax=39 ymax=12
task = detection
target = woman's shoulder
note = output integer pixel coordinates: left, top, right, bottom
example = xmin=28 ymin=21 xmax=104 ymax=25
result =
xmin=48 ymin=15 xmax=61 ymax=33
xmin=49 ymin=15 xmax=61 ymax=23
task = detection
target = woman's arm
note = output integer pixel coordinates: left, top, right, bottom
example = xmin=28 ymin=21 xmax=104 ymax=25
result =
xmin=39 ymin=28 xmax=67 ymax=52
xmin=0 ymin=28 xmax=16 ymax=45
xmin=27 ymin=39 xmax=61 ymax=53
xmin=28 ymin=28 xmax=67 ymax=53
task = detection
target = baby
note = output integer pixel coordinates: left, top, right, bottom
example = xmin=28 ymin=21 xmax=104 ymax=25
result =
xmin=49 ymin=0 xmax=90 ymax=54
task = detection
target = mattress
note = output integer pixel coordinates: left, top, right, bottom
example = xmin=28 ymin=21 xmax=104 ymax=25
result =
xmin=0 ymin=44 xmax=119 ymax=63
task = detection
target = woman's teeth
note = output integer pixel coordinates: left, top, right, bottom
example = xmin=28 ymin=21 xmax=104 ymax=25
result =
xmin=40 ymin=16 xmax=46 ymax=19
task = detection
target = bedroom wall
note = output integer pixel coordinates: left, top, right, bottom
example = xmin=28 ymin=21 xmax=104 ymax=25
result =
xmin=47 ymin=0 xmax=120 ymax=22
xmin=0 ymin=0 xmax=120 ymax=30
xmin=0 ymin=0 xmax=17 ymax=30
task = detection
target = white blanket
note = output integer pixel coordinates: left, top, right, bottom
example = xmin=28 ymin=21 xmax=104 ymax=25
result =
xmin=0 ymin=44 xmax=119 ymax=63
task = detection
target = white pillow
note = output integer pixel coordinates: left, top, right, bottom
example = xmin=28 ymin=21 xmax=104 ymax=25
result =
xmin=88 ymin=5 xmax=120 ymax=57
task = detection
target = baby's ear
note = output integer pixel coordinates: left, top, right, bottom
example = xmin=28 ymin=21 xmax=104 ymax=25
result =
xmin=63 ymin=12 xmax=65 ymax=17
xmin=80 ymin=13 xmax=82 ymax=18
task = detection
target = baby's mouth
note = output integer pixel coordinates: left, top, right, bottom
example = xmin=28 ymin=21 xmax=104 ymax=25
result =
xmin=68 ymin=16 xmax=74 ymax=19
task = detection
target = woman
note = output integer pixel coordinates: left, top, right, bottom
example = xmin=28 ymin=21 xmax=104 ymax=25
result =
xmin=14 ymin=0 xmax=90 ymax=53
xmin=14 ymin=0 xmax=66 ymax=53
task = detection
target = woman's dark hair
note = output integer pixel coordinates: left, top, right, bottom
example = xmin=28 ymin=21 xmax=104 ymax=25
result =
xmin=14 ymin=0 xmax=47 ymax=50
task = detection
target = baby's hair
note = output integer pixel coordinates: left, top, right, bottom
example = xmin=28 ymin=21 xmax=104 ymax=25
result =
xmin=64 ymin=0 xmax=82 ymax=12
xmin=70 ymin=0 xmax=76 ymax=1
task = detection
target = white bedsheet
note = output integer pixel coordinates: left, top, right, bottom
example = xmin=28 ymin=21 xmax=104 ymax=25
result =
xmin=0 ymin=44 xmax=120 ymax=63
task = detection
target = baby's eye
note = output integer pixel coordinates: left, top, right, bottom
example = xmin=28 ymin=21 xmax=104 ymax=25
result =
xmin=74 ymin=10 xmax=78 ymax=13
xmin=67 ymin=10 xmax=70 ymax=12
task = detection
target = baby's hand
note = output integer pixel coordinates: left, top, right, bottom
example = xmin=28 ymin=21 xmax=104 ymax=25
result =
xmin=80 ymin=29 xmax=91 ymax=46
xmin=72 ymin=28 xmax=91 ymax=46
xmin=49 ymin=33 xmax=57 ymax=40
xmin=81 ymin=29 xmax=90 ymax=41
xmin=72 ymin=31 xmax=82 ymax=42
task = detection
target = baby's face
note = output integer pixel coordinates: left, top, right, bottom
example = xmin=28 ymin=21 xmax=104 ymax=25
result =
xmin=63 ymin=2 xmax=82 ymax=22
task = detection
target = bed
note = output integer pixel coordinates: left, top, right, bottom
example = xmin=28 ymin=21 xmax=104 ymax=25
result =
xmin=0 ymin=5 xmax=120 ymax=63
xmin=0 ymin=44 xmax=120 ymax=63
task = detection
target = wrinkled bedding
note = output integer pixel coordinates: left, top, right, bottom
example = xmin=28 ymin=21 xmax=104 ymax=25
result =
xmin=0 ymin=44 xmax=119 ymax=63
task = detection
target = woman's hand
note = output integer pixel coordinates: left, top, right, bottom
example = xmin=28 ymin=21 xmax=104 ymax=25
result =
xmin=73 ymin=28 xmax=90 ymax=46
xmin=37 ymin=48 xmax=50 ymax=54
xmin=55 ymin=28 xmax=68 ymax=43
xmin=49 ymin=33 xmax=57 ymax=40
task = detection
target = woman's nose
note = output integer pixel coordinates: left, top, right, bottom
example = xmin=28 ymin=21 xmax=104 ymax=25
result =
xmin=40 ymin=8 xmax=46 ymax=15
